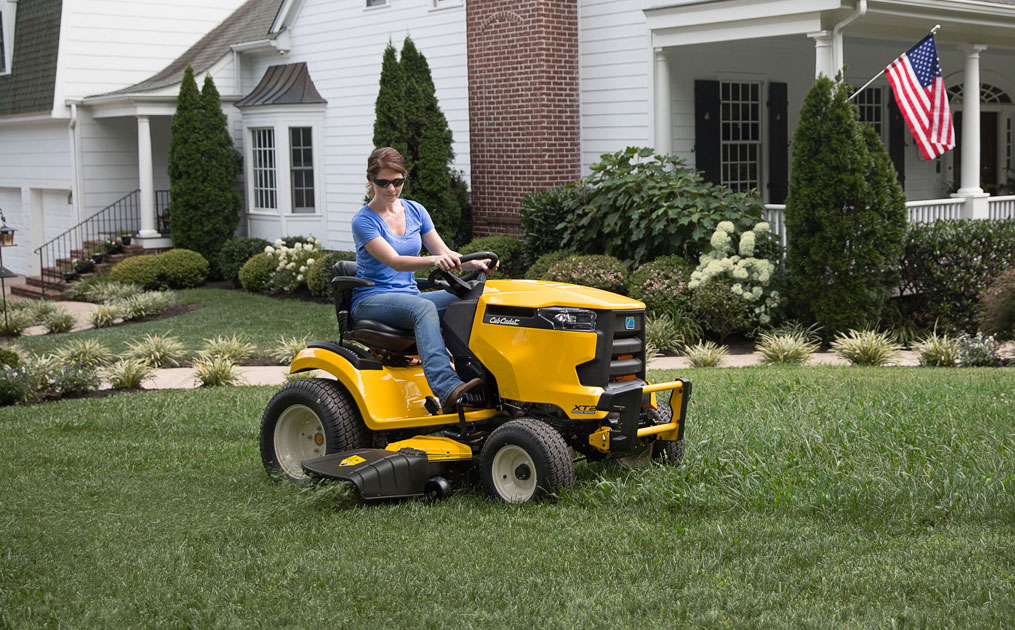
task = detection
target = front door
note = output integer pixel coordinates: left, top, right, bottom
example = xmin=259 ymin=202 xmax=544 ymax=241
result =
xmin=954 ymin=111 xmax=999 ymax=192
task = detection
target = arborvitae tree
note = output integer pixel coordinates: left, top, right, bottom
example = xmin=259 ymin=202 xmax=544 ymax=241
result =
xmin=168 ymin=67 xmax=242 ymax=276
xmin=784 ymin=76 xmax=907 ymax=335
xmin=372 ymin=37 xmax=469 ymax=246
xmin=372 ymin=42 xmax=409 ymax=165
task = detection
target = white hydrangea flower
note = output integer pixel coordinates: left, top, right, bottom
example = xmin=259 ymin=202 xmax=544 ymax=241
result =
xmin=306 ymin=258 xmax=315 ymax=266
xmin=299 ymin=265 xmax=307 ymax=273
xmin=731 ymin=284 xmax=743 ymax=295
xmin=717 ymin=221 xmax=735 ymax=233
xmin=733 ymin=268 xmax=749 ymax=280
xmin=287 ymin=262 xmax=295 ymax=270
xmin=739 ymin=231 xmax=756 ymax=257
xmin=752 ymin=286 xmax=763 ymax=299
xmin=710 ymin=229 xmax=731 ymax=251
xmin=294 ymin=242 xmax=303 ymax=251
xmin=264 ymin=246 xmax=274 ymax=254
xmin=753 ymin=222 xmax=771 ymax=234
xmin=277 ymin=262 xmax=286 ymax=270
xmin=297 ymin=274 xmax=304 ymax=282
xmin=759 ymin=314 xmax=771 ymax=325
xmin=275 ymin=239 xmax=284 ymax=247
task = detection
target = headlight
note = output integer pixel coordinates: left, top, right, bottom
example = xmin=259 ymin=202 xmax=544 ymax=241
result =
xmin=537 ymin=307 xmax=596 ymax=331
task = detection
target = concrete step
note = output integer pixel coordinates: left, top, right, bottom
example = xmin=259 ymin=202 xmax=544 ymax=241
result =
xmin=25 ymin=275 xmax=69 ymax=291
xmin=10 ymin=283 xmax=65 ymax=300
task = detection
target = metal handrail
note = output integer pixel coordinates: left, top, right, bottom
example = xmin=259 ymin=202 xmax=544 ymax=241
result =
xmin=33 ymin=189 xmax=170 ymax=297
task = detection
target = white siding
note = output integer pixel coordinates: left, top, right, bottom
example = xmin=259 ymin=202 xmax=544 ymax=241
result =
xmin=243 ymin=0 xmax=470 ymax=251
xmin=52 ymin=0 xmax=247 ymax=112
xmin=579 ymin=0 xmax=651 ymax=170
xmin=76 ymin=111 xmax=140 ymax=215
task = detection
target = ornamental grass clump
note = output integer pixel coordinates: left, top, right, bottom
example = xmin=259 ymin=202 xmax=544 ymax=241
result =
xmin=262 ymin=237 xmax=323 ymax=294
xmin=270 ymin=333 xmax=310 ymax=365
xmin=198 ymin=334 xmax=257 ymax=364
xmin=193 ymin=356 xmax=243 ymax=387
xmin=55 ymin=339 xmax=114 ymax=367
xmin=645 ymin=312 xmax=700 ymax=355
xmin=125 ymin=333 xmax=188 ymax=368
xmin=103 ymin=358 xmax=155 ymax=389
xmin=957 ymin=334 xmax=1004 ymax=367
xmin=911 ymin=331 xmax=962 ymax=367
xmin=0 ymin=308 xmax=32 ymax=337
xmin=42 ymin=309 xmax=76 ymax=334
xmin=684 ymin=340 xmax=728 ymax=368
xmin=88 ymin=304 xmax=121 ymax=328
xmin=755 ymin=331 xmax=820 ymax=365
xmin=830 ymin=329 xmax=902 ymax=366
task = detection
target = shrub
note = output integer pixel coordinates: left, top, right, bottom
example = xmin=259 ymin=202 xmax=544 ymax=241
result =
xmin=89 ymin=304 xmax=121 ymax=328
xmin=459 ymin=235 xmax=525 ymax=278
xmin=262 ymin=238 xmax=323 ymax=294
xmin=684 ymin=341 xmax=727 ymax=368
xmin=270 ymin=334 xmax=310 ymax=365
xmin=103 ymin=358 xmax=155 ymax=389
xmin=755 ymin=331 xmax=819 ymax=365
xmin=899 ymin=220 xmax=1015 ymax=334
xmin=912 ymin=331 xmax=961 ymax=367
xmin=519 ymin=186 xmax=584 ymax=264
xmin=199 ymin=334 xmax=256 ymax=363
xmin=627 ymin=255 xmax=694 ymax=318
xmin=525 ymin=251 xmax=575 ymax=281
xmin=55 ymin=339 xmax=114 ymax=367
xmin=688 ymin=283 xmax=753 ymax=342
xmin=559 ymin=147 xmax=765 ymax=265
xmin=0 ymin=365 xmax=34 ymax=405
xmin=830 ymin=329 xmax=902 ymax=366
xmin=125 ymin=333 xmax=188 ymax=368
xmin=786 ymin=77 xmax=907 ymax=335
xmin=110 ymin=249 xmax=208 ymax=290
xmin=51 ymin=364 xmax=99 ymax=397
xmin=238 ymin=253 xmax=277 ymax=293
xmin=543 ymin=255 xmax=627 ymax=294
xmin=218 ymin=237 xmax=271 ymax=286
xmin=957 ymin=334 xmax=1004 ymax=367
xmin=977 ymin=267 xmax=1015 ymax=340
xmin=42 ymin=309 xmax=76 ymax=334
xmin=0 ymin=346 xmax=19 ymax=368
xmin=193 ymin=356 xmax=242 ymax=387
xmin=306 ymin=251 xmax=356 ymax=298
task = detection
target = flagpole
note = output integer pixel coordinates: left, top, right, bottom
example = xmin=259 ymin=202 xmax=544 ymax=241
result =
xmin=846 ymin=24 xmax=941 ymax=101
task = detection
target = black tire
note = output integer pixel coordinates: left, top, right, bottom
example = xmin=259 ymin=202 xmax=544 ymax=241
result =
xmin=480 ymin=419 xmax=575 ymax=503
xmin=650 ymin=402 xmax=684 ymax=465
xmin=259 ymin=378 xmax=370 ymax=483
xmin=423 ymin=476 xmax=453 ymax=502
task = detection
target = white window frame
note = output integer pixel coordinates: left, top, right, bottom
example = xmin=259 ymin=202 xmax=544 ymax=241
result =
xmin=250 ymin=127 xmax=278 ymax=211
xmin=365 ymin=0 xmax=389 ymax=8
xmin=431 ymin=0 xmax=464 ymax=9
xmin=0 ymin=0 xmax=16 ymax=76
xmin=718 ymin=79 xmax=763 ymax=194
xmin=854 ymin=85 xmax=886 ymax=142
xmin=288 ymin=126 xmax=316 ymax=214
xmin=241 ymin=105 xmax=325 ymax=217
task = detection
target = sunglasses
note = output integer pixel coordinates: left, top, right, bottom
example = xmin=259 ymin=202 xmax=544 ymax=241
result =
xmin=372 ymin=177 xmax=406 ymax=188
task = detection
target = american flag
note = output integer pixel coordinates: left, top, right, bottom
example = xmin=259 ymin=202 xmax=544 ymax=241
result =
xmin=885 ymin=34 xmax=955 ymax=160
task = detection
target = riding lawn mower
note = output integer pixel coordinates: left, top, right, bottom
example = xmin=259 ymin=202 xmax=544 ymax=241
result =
xmin=259 ymin=251 xmax=690 ymax=503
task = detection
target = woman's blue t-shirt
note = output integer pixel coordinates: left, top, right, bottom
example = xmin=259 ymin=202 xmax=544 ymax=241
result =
xmin=350 ymin=199 xmax=434 ymax=309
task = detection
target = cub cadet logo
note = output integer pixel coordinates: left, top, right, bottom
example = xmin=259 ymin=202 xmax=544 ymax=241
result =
xmin=339 ymin=455 xmax=365 ymax=467
xmin=488 ymin=316 xmax=520 ymax=326
xmin=625 ymin=316 xmax=636 ymax=330
xmin=572 ymin=404 xmax=598 ymax=416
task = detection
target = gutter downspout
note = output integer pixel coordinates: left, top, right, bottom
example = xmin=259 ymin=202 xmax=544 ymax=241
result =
xmin=67 ymin=100 xmax=83 ymax=222
xmin=832 ymin=0 xmax=867 ymax=79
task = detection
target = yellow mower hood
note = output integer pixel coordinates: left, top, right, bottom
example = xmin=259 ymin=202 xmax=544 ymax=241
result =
xmin=482 ymin=279 xmax=644 ymax=310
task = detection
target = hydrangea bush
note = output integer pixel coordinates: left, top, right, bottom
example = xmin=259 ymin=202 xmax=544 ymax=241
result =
xmin=262 ymin=237 xmax=323 ymax=294
xmin=688 ymin=221 xmax=781 ymax=327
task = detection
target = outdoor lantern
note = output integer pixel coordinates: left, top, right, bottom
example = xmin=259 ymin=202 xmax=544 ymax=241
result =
xmin=0 ymin=207 xmax=15 ymax=335
xmin=0 ymin=212 xmax=13 ymax=247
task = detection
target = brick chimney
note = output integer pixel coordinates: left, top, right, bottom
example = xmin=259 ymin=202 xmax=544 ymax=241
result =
xmin=466 ymin=0 xmax=580 ymax=237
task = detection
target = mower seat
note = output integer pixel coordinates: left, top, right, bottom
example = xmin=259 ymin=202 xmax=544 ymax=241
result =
xmin=330 ymin=260 xmax=417 ymax=354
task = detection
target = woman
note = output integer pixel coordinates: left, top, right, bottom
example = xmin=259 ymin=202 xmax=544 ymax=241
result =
xmin=351 ymin=147 xmax=492 ymax=413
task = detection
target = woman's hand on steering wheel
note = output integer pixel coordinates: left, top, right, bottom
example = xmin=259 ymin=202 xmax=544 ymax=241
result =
xmin=427 ymin=251 xmax=500 ymax=298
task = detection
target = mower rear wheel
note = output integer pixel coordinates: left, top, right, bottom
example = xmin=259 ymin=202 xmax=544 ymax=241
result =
xmin=650 ymin=403 xmax=684 ymax=465
xmin=481 ymin=419 xmax=574 ymax=503
xmin=260 ymin=378 xmax=370 ymax=483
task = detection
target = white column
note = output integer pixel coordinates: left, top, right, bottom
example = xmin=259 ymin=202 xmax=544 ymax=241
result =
xmin=953 ymin=44 xmax=989 ymax=219
xmin=136 ymin=115 xmax=159 ymax=238
xmin=808 ymin=31 xmax=834 ymax=80
xmin=653 ymin=48 xmax=672 ymax=155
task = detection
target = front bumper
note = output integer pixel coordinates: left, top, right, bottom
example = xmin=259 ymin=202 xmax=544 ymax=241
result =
xmin=594 ymin=378 xmax=690 ymax=452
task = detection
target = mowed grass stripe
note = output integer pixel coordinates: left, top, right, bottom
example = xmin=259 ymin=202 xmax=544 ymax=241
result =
xmin=1 ymin=368 xmax=1013 ymax=628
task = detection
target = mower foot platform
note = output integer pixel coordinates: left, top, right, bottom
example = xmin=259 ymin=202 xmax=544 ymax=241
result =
xmin=303 ymin=448 xmax=461 ymax=501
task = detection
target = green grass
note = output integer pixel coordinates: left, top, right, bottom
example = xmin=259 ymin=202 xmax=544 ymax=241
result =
xmin=1 ymin=367 xmax=1013 ymax=628
xmin=7 ymin=289 xmax=337 ymax=361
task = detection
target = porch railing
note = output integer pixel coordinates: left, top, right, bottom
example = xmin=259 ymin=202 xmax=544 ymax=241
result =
xmin=34 ymin=189 xmax=170 ymax=298
xmin=764 ymin=196 xmax=1014 ymax=248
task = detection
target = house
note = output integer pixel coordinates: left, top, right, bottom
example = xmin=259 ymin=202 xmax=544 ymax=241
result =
xmin=2 ymin=0 xmax=1013 ymax=281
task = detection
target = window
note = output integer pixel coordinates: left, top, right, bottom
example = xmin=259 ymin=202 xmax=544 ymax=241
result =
xmin=1007 ymin=116 xmax=1013 ymax=180
xmin=366 ymin=0 xmax=387 ymax=7
xmin=720 ymin=81 xmax=761 ymax=193
xmin=290 ymin=127 xmax=314 ymax=213
xmin=0 ymin=10 xmax=6 ymax=74
xmin=854 ymin=86 xmax=884 ymax=137
xmin=251 ymin=128 xmax=277 ymax=210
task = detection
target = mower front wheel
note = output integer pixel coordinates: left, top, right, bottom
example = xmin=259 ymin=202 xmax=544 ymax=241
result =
xmin=481 ymin=419 xmax=574 ymax=503
xmin=650 ymin=402 xmax=684 ymax=465
xmin=260 ymin=378 xmax=370 ymax=483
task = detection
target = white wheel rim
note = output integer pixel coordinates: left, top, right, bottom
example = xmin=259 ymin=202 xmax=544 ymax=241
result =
xmin=274 ymin=404 xmax=327 ymax=479
xmin=491 ymin=445 xmax=537 ymax=503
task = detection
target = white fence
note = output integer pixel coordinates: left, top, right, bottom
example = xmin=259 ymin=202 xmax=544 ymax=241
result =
xmin=763 ymin=196 xmax=1015 ymax=247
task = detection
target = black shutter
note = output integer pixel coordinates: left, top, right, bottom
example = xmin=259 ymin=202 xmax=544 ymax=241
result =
xmin=767 ymin=82 xmax=788 ymax=204
xmin=694 ymin=80 xmax=720 ymax=185
xmin=888 ymin=90 xmax=906 ymax=188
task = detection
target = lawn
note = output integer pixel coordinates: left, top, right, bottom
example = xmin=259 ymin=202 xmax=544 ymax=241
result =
xmin=1 ymin=366 xmax=1013 ymax=628
xmin=9 ymin=288 xmax=338 ymax=361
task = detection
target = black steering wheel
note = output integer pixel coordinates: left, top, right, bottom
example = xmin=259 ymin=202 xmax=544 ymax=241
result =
xmin=428 ymin=251 xmax=499 ymax=299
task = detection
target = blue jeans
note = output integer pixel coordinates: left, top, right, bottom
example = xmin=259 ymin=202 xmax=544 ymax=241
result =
xmin=351 ymin=291 xmax=463 ymax=403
